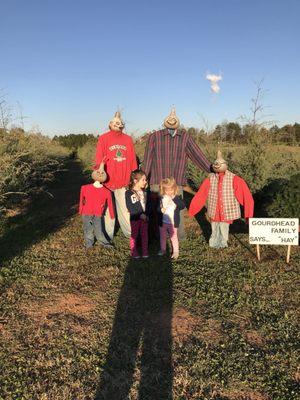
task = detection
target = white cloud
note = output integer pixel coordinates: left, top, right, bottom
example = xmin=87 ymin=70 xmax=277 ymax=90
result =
xmin=206 ymin=73 xmax=222 ymax=93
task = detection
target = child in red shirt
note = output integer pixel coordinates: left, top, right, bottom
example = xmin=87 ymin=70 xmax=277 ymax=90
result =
xmin=79 ymin=164 xmax=115 ymax=249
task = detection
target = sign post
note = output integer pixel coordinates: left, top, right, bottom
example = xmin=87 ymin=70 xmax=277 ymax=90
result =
xmin=249 ymin=218 xmax=299 ymax=263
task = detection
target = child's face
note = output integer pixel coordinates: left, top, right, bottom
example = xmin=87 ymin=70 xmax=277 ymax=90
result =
xmin=164 ymin=185 xmax=175 ymax=196
xmin=135 ymin=175 xmax=147 ymax=189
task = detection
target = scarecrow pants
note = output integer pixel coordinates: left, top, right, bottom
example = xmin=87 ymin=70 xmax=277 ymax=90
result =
xmin=104 ymin=187 xmax=131 ymax=239
xmin=209 ymin=222 xmax=229 ymax=248
xmin=82 ymin=215 xmax=111 ymax=248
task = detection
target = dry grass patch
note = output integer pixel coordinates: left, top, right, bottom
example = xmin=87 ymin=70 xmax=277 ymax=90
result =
xmin=243 ymin=329 xmax=265 ymax=347
xmin=219 ymin=388 xmax=270 ymax=400
xmin=172 ymin=308 xmax=200 ymax=342
xmin=196 ymin=318 xmax=227 ymax=346
xmin=21 ymin=292 xmax=96 ymax=324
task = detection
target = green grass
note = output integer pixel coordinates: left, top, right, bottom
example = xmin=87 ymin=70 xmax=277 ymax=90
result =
xmin=0 ymin=160 xmax=299 ymax=400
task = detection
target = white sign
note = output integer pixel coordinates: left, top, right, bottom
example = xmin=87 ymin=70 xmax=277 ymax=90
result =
xmin=249 ymin=218 xmax=299 ymax=245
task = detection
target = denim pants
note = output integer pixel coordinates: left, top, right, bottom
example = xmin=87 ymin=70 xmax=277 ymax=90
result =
xmin=209 ymin=222 xmax=230 ymax=248
xmin=82 ymin=215 xmax=111 ymax=248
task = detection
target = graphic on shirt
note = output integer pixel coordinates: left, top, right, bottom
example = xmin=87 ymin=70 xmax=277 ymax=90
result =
xmin=131 ymin=194 xmax=138 ymax=203
xmin=109 ymin=144 xmax=127 ymax=162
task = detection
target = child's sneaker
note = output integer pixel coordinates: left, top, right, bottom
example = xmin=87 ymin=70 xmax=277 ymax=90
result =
xmin=171 ymin=253 xmax=179 ymax=260
xmin=132 ymin=255 xmax=140 ymax=259
xmin=142 ymin=255 xmax=149 ymax=259
xmin=157 ymin=250 xmax=165 ymax=256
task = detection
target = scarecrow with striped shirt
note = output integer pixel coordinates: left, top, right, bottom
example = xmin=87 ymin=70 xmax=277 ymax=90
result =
xmin=189 ymin=151 xmax=254 ymax=248
xmin=143 ymin=108 xmax=212 ymax=240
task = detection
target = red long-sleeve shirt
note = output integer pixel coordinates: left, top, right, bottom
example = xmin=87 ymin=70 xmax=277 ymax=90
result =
xmin=79 ymin=184 xmax=115 ymax=218
xmin=94 ymin=130 xmax=137 ymax=190
xmin=189 ymin=174 xmax=254 ymax=223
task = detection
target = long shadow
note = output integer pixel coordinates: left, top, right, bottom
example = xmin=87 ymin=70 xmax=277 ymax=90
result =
xmin=95 ymin=254 xmax=173 ymax=400
xmin=0 ymin=159 xmax=88 ymax=265
xmin=183 ymin=191 xmax=211 ymax=242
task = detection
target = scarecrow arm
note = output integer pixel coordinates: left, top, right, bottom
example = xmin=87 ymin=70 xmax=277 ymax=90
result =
xmin=188 ymin=178 xmax=210 ymax=216
xmin=107 ymin=191 xmax=115 ymax=219
xmin=128 ymin=136 xmax=138 ymax=171
xmin=234 ymin=176 xmax=254 ymax=219
xmin=94 ymin=136 xmax=105 ymax=170
xmin=142 ymin=133 xmax=154 ymax=177
xmin=186 ymin=136 xmax=211 ymax=173
xmin=79 ymin=187 xmax=85 ymax=214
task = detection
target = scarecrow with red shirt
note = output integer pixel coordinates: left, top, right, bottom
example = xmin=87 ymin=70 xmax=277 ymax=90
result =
xmin=189 ymin=151 xmax=254 ymax=248
xmin=94 ymin=111 xmax=137 ymax=239
xmin=79 ymin=162 xmax=115 ymax=249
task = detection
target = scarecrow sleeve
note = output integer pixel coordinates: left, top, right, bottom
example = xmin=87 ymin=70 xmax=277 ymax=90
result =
xmin=128 ymin=136 xmax=138 ymax=171
xmin=234 ymin=176 xmax=254 ymax=219
xmin=142 ymin=134 xmax=154 ymax=177
xmin=106 ymin=190 xmax=115 ymax=219
xmin=94 ymin=136 xmax=105 ymax=170
xmin=186 ymin=136 xmax=211 ymax=173
xmin=188 ymin=178 xmax=210 ymax=216
xmin=79 ymin=186 xmax=85 ymax=215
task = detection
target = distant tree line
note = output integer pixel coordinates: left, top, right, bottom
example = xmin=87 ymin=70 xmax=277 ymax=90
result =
xmin=53 ymin=134 xmax=96 ymax=150
xmin=186 ymin=122 xmax=300 ymax=145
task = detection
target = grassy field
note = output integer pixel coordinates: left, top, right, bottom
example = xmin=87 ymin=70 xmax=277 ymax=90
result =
xmin=0 ymin=159 xmax=299 ymax=400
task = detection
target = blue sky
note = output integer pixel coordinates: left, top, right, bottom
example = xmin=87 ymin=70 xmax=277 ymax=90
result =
xmin=1 ymin=0 xmax=299 ymax=136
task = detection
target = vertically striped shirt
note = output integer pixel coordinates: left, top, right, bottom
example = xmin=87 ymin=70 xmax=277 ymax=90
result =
xmin=142 ymin=129 xmax=211 ymax=185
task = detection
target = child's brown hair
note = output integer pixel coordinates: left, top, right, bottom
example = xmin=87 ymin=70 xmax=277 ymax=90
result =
xmin=128 ymin=169 xmax=147 ymax=191
xmin=159 ymin=177 xmax=179 ymax=196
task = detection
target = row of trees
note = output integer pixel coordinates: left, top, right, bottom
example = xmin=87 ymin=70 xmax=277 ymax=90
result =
xmin=52 ymin=134 xmax=96 ymax=150
xmin=185 ymin=122 xmax=300 ymax=145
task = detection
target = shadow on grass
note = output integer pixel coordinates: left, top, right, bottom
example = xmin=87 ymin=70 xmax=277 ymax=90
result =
xmin=0 ymin=159 xmax=88 ymax=265
xmin=183 ymin=191 xmax=211 ymax=242
xmin=96 ymin=254 xmax=173 ymax=400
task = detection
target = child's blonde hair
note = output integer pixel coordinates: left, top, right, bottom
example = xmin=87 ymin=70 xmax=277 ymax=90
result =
xmin=159 ymin=177 xmax=179 ymax=196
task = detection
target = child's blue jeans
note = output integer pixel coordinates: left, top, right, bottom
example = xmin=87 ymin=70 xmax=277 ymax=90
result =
xmin=82 ymin=215 xmax=111 ymax=248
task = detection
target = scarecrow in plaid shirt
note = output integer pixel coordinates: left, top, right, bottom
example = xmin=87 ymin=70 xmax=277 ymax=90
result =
xmin=143 ymin=108 xmax=212 ymax=240
xmin=189 ymin=151 xmax=254 ymax=248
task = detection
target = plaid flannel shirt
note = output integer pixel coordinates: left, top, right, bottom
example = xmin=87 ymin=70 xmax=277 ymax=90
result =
xmin=142 ymin=129 xmax=211 ymax=185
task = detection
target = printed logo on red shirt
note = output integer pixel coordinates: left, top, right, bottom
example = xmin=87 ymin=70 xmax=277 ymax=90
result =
xmin=109 ymin=144 xmax=127 ymax=162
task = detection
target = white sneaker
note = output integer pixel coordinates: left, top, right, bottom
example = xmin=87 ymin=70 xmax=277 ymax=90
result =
xmin=157 ymin=251 xmax=165 ymax=256
xmin=142 ymin=255 xmax=149 ymax=259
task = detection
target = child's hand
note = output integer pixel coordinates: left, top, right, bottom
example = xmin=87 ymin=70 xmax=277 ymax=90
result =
xmin=161 ymin=207 xmax=166 ymax=213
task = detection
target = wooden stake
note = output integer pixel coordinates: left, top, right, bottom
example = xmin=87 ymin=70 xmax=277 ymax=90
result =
xmin=286 ymin=245 xmax=291 ymax=263
xmin=256 ymin=244 xmax=261 ymax=261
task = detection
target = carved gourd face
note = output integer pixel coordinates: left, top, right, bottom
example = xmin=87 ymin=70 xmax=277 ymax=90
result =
xmin=213 ymin=161 xmax=227 ymax=173
xmin=92 ymin=162 xmax=107 ymax=182
xmin=164 ymin=108 xmax=180 ymax=129
xmin=213 ymin=150 xmax=227 ymax=173
xmin=109 ymin=111 xmax=124 ymax=132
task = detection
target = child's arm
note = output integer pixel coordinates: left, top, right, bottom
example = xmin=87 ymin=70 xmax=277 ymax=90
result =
xmin=146 ymin=191 xmax=153 ymax=217
xmin=188 ymin=178 xmax=210 ymax=217
xmin=173 ymin=195 xmax=186 ymax=211
xmin=125 ymin=190 xmax=138 ymax=216
xmin=157 ymin=197 xmax=164 ymax=213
